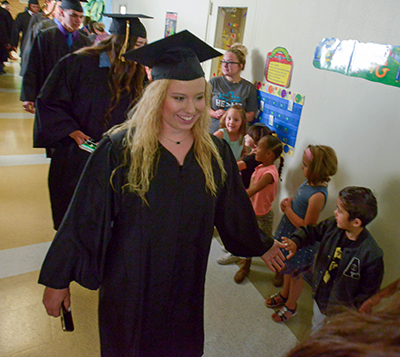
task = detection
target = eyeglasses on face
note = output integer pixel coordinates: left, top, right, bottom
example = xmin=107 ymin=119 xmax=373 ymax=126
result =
xmin=220 ymin=60 xmax=240 ymax=66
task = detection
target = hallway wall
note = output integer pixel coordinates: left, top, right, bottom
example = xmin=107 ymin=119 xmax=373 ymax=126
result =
xmin=249 ymin=0 xmax=400 ymax=285
xmin=117 ymin=0 xmax=399 ymax=285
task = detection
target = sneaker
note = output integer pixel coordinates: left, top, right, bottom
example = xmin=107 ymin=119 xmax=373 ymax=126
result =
xmin=216 ymin=252 xmax=241 ymax=265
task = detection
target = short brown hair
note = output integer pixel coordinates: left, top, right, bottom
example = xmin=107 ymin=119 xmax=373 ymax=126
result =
xmin=339 ymin=186 xmax=378 ymax=226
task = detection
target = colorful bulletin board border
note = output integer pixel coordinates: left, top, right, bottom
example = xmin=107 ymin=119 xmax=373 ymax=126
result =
xmin=255 ymin=82 xmax=305 ymax=156
xmin=265 ymin=47 xmax=293 ymax=88
xmin=313 ymin=38 xmax=400 ymax=88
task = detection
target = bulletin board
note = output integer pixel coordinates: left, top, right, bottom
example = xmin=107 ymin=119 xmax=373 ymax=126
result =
xmin=255 ymin=82 xmax=305 ymax=156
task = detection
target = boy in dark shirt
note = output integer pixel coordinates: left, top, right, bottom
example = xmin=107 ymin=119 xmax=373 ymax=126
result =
xmin=283 ymin=186 xmax=384 ymax=333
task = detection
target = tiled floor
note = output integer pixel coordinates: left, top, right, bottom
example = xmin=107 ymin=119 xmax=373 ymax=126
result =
xmin=0 ymin=60 xmax=311 ymax=356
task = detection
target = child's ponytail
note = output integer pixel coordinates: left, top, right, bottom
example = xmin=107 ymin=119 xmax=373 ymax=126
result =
xmin=267 ymin=133 xmax=284 ymax=179
xmin=277 ymin=155 xmax=284 ymax=179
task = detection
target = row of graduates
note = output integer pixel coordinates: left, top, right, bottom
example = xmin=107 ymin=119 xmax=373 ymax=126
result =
xmin=1 ymin=0 xmax=55 ymax=74
xmin=0 ymin=1 xmax=14 ymax=73
xmin=20 ymin=0 xmax=151 ymax=229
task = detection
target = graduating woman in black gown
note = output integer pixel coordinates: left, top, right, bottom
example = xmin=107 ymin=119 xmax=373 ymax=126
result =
xmin=35 ymin=14 xmax=151 ymax=229
xmin=39 ymin=30 xmax=286 ymax=357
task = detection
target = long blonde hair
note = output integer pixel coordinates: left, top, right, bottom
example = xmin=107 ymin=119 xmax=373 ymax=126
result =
xmin=109 ymin=78 xmax=226 ymax=203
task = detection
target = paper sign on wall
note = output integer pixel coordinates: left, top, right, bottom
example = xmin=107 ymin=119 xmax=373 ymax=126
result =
xmin=165 ymin=12 xmax=177 ymax=37
xmin=313 ymin=38 xmax=400 ymax=88
xmin=265 ymin=47 xmax=293 ymax=88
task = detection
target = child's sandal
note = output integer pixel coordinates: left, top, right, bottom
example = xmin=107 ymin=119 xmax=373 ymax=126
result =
xmin=272 ymin=304 xmax=297 ymax=323
xmin=265 ymin=292 xmax=287 ymax=308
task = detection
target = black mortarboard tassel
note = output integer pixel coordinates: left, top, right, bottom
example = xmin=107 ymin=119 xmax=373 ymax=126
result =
xmin=103 ymin=13 xmax=152 ymax=38
xmin=123 ymin=30 xmax=222 ymax=81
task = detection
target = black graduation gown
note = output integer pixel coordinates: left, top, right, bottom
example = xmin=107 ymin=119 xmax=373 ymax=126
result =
xmin=21 ymin=26 xmax=91 ymax=101
xmin=35 ymin=53 xmax=137 ymax=229
xmin=12 ymin=10 xmax=32 ymax=54
xmin=38 ymin=131 xmax=274 ymax=357
xmin=0 ymin=7 xmax=13 ymax=62
xmin=20 ymin=14 xmax=55 ymax=76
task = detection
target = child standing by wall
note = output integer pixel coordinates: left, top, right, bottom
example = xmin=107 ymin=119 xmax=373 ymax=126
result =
xmin=283 ymin=186 xmax=384 ymax=334
xmin=266 ymin=145 xmax=338 ymax=322
xmin=213 ymin=104 xmax=247 ymax=160
xmin=217 ymin=123 xmax=272 ymax=265
xmin=234 ymin=134 xmax=284 ymax=283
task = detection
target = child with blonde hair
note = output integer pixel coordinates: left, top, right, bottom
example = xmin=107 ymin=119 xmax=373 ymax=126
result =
xmin=213 ymin=104 xmax=247 ymax=160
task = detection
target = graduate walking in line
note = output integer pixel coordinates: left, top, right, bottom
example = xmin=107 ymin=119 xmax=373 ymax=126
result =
xmin=35 ymin=14 xmax=151 ymax=229
xmin=39 ymin=30 xmax=286 ymax=357
xmin=21 ymin=0 xmax=91 ymax=113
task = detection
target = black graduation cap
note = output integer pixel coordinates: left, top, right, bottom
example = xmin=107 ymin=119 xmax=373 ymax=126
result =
xmin=60 ymin=0 xmax=84 ymax=12
xmin=103 ymin=13 xmax=152 ymax=39
xmin=28 ymin=0 xmax=39 ymax=5
xmin=123 ymin=30 xmax=222 ymax=81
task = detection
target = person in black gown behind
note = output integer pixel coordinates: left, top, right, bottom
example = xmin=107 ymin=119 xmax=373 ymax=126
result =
xmin=39 ymin=30 xmax=286 ymax=357
xmin=35 ymin=14 xmax=151 ymax=230
xmin=21 ymin=0 xmax=92 ymax=113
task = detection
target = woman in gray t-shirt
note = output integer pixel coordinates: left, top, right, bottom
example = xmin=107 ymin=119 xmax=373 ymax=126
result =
xmin=208 ymin=43 xmax=258 ymax=133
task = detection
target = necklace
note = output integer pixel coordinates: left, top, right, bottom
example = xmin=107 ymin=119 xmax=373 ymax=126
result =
xmin=160 ymin=133 xmax=192 ymax=145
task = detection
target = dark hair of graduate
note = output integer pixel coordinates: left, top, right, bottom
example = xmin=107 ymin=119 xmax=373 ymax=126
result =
xmin=338 ymin=186 xmax=378 ymax=226
xmin=258 ymin=134 xmax=284 ymax=178
xmin=285 ymin=292 xmax=400 ymax=357
xmin=76 ymin=35 xmax=145 ymax=130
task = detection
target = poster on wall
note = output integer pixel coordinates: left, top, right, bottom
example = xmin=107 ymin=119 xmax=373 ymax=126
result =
xmin=265 ymin=47 xmax=293 ymax=88
xmin=84 ymin=0 xmax=105 ymax=21
xmin=165 ymin=12 xmax=177 ymax=37
xmin=313 ymin=38 xmax=400 ymax=88
xmin=255 ymin=81 xmax=305 ymax=156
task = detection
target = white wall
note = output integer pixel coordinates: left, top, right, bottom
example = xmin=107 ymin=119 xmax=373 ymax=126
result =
xmin=116 ymin=0 xmax=399 ymax=285
xmin=250 ymin=0 xmax=400 ymax=285
xmin=113 ymin=0 xmax=209 ymax=42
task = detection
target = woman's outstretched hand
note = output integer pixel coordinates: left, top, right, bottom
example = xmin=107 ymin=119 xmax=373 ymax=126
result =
xmin=261 ymin=240 xmax=286 ymax=272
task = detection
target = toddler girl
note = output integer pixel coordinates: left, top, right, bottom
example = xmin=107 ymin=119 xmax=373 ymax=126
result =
xmin=234 ymin=134 xmax=284 ymax=283
xmin=213 ymin=105 xmax=247 ymax=160
xmin=238 ymin=123 xmax=273 ymax=189
xmin=265 ymin=145 xmax=338 ymax=322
